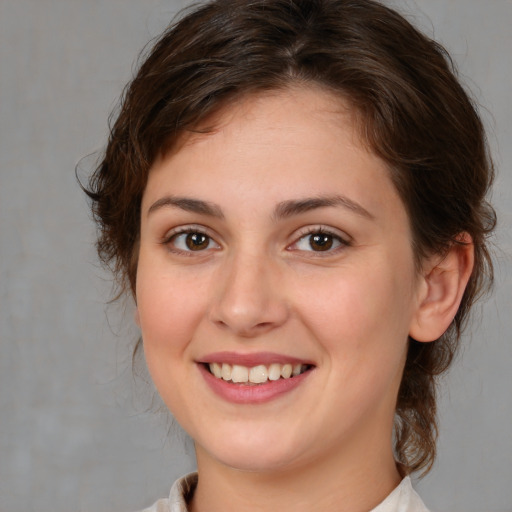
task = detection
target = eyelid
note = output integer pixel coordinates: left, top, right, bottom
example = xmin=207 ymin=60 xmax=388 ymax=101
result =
xmin=161 ymin=224 xmax=221 ymax=254
xmin=287 ymin=225 xmax=352 ymax=254
xmin=160 ymin=224 xmax=351 ymax=256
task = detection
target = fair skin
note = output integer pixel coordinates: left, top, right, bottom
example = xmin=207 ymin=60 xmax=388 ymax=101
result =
xmin=135 ymin=87 xmax=473 ymax=512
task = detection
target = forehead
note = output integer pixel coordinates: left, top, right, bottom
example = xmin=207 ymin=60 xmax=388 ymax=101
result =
xmin=165 ymin=85 xmax=364 ymax=157
xmin=144 ymin=86 xmax=406 ymax=228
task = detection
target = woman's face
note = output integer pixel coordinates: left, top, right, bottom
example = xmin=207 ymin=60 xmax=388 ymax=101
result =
xmin=136 ymin=87 xmax=424 ymax=474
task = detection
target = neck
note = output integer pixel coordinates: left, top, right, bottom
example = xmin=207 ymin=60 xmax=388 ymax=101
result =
xmin=189 ymin=431 xmax=401 ymax=512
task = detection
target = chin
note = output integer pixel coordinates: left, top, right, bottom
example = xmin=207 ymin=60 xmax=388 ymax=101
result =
xmin=214 ymin=449 xmax=300 ymax=473
xmin=198 ymin=428 xmax=307 ymax=473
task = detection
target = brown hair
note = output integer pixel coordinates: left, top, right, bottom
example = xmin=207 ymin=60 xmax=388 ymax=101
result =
xmin=85 ymin=0 xmax=495 ymax=475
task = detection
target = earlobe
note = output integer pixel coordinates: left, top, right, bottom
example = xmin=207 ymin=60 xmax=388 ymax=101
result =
xmin=409 ymin=234 xmax=474 ymax=342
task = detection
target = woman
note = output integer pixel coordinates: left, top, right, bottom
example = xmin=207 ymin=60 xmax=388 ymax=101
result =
xmin=86 ymin=0 xmax=495 ymax=510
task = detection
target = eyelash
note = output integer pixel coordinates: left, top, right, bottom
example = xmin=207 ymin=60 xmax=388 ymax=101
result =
xmin=161 ymin=226 xmax=351 ymax=256
xmin=288 ymin=227 xmax=351 ymax=256
xmin=161 ymin=226 xmax=220 ymax=256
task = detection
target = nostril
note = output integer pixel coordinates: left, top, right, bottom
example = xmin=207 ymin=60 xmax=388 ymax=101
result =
xmin=213 ymin=319 xmax=230 ymax=330
xmin=255 ymin=321 xmax=272 ymax=329
xmin=212 ymin=318 xmax=275 ymax=338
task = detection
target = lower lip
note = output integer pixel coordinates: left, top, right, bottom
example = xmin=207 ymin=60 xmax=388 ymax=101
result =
xmin=198 ymin=364 xmax=312 ymax=404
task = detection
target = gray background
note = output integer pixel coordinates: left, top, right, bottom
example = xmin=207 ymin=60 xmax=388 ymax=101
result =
xmin=0 ymin=1 xmax=510 ymax=511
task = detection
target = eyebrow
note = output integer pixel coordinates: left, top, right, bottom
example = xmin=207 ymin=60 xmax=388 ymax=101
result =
xmin=147 ymin=196 xmax=224 ymax=218
xmin=273 ymin=195 xmax=374 ymax=221
xmin=147 ymin=194 xmax=374 ymax=221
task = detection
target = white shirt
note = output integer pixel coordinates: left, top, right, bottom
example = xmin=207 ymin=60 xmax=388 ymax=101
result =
xmin=140 ymin=472 xmax=430 ymax=512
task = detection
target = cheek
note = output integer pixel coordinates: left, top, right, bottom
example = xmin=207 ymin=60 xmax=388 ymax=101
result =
xmin=136 ymin=269 xmax=208 ymax=408
xmin=293 ymin=259 xmax=415 ymax=356
xmin=136 ymin=263 xmax=209 ymax=357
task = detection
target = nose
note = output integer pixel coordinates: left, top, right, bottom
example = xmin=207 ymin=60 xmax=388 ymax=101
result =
xmin=209 ymin=250 xmax=289 ymax=337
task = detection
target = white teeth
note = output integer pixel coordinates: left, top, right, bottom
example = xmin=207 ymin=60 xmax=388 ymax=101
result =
xmin=208 ymin=362 xmax=308 ymax=383
xmin=281 ymin=363 xmax=292 ymax=379
xmin=249 ymin=365 xmax=268 ymax=384
xmin=268 ymin=363 xmax=281 ymax=381
xmin=210 ymin=362 xmax=222 ymax=378
xmin=231 ymin=364 xmax=249 ymax=383
xmin=221 ymin=363 xmax=232 ymax=381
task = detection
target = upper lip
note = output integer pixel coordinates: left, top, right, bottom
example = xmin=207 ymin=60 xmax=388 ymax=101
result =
xmin=197 ymin=351 xmax=314 ymax=367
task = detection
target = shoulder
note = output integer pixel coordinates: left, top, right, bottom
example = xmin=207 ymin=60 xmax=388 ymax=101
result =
xmin=138 ymin=473 xmax=428 ymax=512
xmin=372 ymin=476 xmax=430 ymax=512
xmin=137 ymin=473 xmax=198 ymax=512
xmin=139 ymin=498 xmax=172 ymax=512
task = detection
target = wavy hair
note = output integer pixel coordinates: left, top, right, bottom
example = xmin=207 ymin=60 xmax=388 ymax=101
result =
xmin=85 ymin=0 xmax=495 ymax=474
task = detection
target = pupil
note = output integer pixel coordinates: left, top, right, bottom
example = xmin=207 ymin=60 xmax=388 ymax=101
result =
xmin=310 ymin=233 xmax=333 ymax=251
xmin=186 ymin=232 xmax=208 ymax=250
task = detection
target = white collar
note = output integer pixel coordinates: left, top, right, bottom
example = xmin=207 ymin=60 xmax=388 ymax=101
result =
xmin=141 ymin=472 xmax=430 ymax=512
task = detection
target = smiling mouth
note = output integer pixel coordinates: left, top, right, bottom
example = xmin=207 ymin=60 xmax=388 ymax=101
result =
xmin=205 ymin=362 xmax=312 ymax=385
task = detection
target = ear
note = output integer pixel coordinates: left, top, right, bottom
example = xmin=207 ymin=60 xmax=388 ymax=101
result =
xmin=409 ymin=233 xmax=474 ymax=342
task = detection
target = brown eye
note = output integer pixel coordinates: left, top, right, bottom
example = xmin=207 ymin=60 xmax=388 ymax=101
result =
xmin=185 ymin=232 xmax=209 ymax=251
xmin=168 ymin=230 xmax=220 ymax=253
xmin=309 ymin=233 xmax=334 ymax=251
xmin=291 ymin=230 xmax=346 ymax=254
